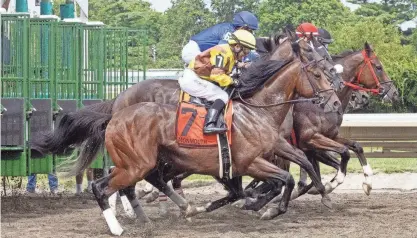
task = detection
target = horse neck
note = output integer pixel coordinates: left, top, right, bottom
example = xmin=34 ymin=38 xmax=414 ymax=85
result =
xmin=248 ymin=62 xmax=301 ymax=125
xmin=334 ymin=51 xmax=364 ymax=112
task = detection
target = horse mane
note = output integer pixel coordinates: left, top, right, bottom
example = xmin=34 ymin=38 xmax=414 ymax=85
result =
xmin=235 ymin=59 xmax=292 ymax=98
xmin=256 ymin=32 xmax=287 ymax=55
xmin=235 ymin=30 xmax=295 ymax=98
xmin=331 ymin=50 xmax=359 ymax=59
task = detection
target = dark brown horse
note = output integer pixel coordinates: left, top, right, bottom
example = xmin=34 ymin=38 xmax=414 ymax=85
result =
xmin=253 ymin=43 xmax=400 ymax=208
xmin=84 ymin=38 xmax=340 ymax=235
xmin=288 ymin=43 xmax=399 ymax=197
xmin=31 ymin=32 xmax=341 ymax=219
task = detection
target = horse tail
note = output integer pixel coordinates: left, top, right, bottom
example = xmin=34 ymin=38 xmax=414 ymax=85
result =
xmin=31 ymin=99 xmax=115 ymax=158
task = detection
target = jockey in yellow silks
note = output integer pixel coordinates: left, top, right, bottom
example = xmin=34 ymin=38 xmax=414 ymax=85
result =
xmin=178 ymin=29 xmax=256 ymax=134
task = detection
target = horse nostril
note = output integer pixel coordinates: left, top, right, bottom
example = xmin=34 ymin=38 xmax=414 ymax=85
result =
xmin=334 ymin=101 xmax=340 ymax=108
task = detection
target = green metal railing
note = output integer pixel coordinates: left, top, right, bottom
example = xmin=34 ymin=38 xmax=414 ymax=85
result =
xmin=1 ymin=15 xmax=149 ymax=176
xmin=1 ymin=14 xmax=30 ymax=176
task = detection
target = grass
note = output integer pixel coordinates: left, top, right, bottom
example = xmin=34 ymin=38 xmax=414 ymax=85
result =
xmin=186 ymin=158 xmax=417 ymax=181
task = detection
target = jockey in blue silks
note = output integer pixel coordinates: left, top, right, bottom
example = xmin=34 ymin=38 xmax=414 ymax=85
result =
xmin=181 ymin=11 xmax=260 ymax=66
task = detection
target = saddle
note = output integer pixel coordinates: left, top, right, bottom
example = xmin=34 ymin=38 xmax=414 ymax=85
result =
xmin=176 ymin=91 xmax=233 ymax=179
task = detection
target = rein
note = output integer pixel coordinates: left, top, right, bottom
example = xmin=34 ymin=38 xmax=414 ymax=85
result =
xmin=238 ymin=92 xmax=320 ymax=108
xmin=237 ymin=59 xmax=333 ymax=108
xmin=343 ymin=50 xmax=393 ymax=95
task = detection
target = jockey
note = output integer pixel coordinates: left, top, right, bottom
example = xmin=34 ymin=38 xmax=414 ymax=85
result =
xmin=316 ymin=28 xmax=334 ymax=61
xmin=178 ymin=29 xmax=256 ymax=134
xmin=296 ymin=22 xmax=319 ymax=46
xmin=181 ymin=11 xmax=259 ymax=65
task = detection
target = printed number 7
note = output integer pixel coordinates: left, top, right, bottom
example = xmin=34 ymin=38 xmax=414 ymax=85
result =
xmin=181 ymin=107 xmax=197 ymax=136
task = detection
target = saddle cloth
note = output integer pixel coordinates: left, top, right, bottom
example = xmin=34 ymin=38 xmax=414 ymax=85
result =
xmin=176 ymin=91 xmax=233 ymax=147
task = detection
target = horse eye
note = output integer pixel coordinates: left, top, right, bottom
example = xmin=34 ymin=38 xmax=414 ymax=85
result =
xmin=313 ymin=71 xmax=321 ymax=77
xmin=375 ymin=65 xmax=382 ymax=70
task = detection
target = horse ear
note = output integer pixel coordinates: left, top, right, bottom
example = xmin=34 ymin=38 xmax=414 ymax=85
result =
xmin=283 ymin=24 xmax=297 ymax=41
xmin=364 ymin=41 xmax=372 ymax=56
xmin=291 ymin=41 xmax=300 ymax=56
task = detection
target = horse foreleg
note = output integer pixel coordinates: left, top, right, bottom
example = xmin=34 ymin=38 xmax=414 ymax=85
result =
xmin=334 ymin=136 xmax=373 ymax=195
xmin=275 ymin=141 xmax=331 ymax=209
xmin=192 ymin=176 xmax=244 ymax=215
xmin=145 ymin=169 xmax=192 ymax=217
xmin=120 ymin=185 xmax=150 ymax=222
xmin=240 ymin=157 xmax=294 ymax=217
xmin=306 ymin=134 xmax=350 ymax=194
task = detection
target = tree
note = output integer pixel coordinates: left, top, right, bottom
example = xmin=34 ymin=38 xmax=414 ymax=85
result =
xmin=350 ymin=0 xmax=417 ymax=24
xmin=210 ymin=0 xmax=260 ymax=23
xmin=257 ymin=0 xmax=352 ymax=35
xmin=154 ymin=0 xmax=215 ymax=68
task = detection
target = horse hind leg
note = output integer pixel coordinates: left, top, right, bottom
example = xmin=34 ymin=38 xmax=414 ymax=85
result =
xmin=92 ymin=175 xmax=124 ymax=236
xmin=120 ymin=185 xmax=150 ymax=222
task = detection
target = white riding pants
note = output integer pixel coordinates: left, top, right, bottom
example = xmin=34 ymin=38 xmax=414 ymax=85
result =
xmin=181 ymin=40 xmax=201 ymax=64
xmin=178 ymin=68 xmax=229 ymax=104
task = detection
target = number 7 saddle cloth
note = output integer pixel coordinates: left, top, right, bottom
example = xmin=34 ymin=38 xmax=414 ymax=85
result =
xmin=176 ymin=91 xmax=233 ymax=147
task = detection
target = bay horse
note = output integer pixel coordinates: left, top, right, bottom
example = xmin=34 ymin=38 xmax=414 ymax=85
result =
xmin=286 ymin=43 xmax=399 ymax=198
xmin=85 ymin=38 xmax=340 ymax=235
xmin=31 ymin=31 xmax=342 ymax=218
xmin=248 ymin=43 xmax=400 ymax=207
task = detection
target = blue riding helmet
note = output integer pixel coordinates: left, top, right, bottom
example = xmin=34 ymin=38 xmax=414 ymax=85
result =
xmin=232 ymin=11 xmax=259 ymax=31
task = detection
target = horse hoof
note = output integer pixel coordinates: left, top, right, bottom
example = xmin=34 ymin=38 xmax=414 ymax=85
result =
xmin=362 ymin=182 xmax=372 ymax=196
xmin=307 ymin=187 xmax=320 ymax=195
xmin=185 ymin=205 xmax=205 ymax=218
xmin=260 ymin=207 xmax=278 ymax=220
xmin=136 ymin=189 xmax=148 ymax=199
xmin=321 ymin=195 xmax=332 ymax=209
xmin=232 ymin=199 xmax=246 ymax=209
xmin=145 ymin=191 xmax=159 ymax=203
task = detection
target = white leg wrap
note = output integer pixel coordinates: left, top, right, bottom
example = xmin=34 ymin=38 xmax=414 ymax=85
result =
xmin=335 ymin=169 xmax=345 ymax=184
xmin=120 ymin=195 xmax=136 ymax=218
xmin=108 ymin=192 xmax=118 ymax=216
xmin=363 ymin=165 xmax=373 ymax=176
xmin=103 ymin=208 xmax=124 ymax=236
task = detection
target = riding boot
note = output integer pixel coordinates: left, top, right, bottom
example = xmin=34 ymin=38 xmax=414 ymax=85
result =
xmin=203 ymin=99 xmax=227 ymax=134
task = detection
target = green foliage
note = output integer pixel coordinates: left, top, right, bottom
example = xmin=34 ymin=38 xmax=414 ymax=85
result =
xmin=327 ymin=17 xmax=417 ymax=112
xmin=211 ymin=0 xmax=260 ymax=22
xmin=74 ymin=0 xmax=416 ymax=112
xmin=257 ymin=0 xmax=351 ymax=35
xmin=153 ymin=0 xmax=215 ymax=68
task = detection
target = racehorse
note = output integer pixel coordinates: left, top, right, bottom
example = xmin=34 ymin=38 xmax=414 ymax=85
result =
xmin=245 ymin=43 xmax=399 ymax=207
xmin=286 ymin=44 xmax=399 ymax=198
xmin=31 ymin=30 xmax=341 ymax=217
xmin=95 ymin=35 xmax=341 ymax=235
xmin=33 ymin=34 xmax=340 ymax=235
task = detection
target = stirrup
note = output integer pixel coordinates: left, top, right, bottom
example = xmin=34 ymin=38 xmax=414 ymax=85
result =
xmin=203 ymin=124 xmax=227 ymax=135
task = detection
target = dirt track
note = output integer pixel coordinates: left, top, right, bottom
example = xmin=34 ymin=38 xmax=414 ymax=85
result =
xmin=2 ymin=183 xmax=417 ymax=238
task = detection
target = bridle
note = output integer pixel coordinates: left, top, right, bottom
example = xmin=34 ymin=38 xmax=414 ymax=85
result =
xmin=343 ymin=50 xmax=393 ymax=96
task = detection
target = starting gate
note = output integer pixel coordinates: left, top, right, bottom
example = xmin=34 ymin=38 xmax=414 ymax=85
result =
xmin=1 ymin=14 xmax=30 ymax=176
xmin=1 ymin=14 xmax=149 ymax=177
xmin=28 ymin=16 xmax=59 ymax=174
